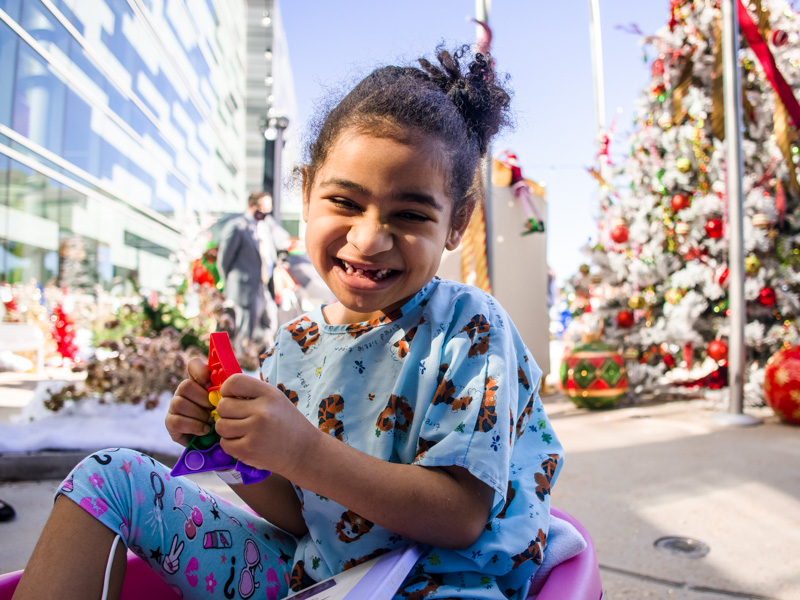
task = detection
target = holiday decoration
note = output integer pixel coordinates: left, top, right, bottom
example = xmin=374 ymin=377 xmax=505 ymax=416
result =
xmin=707 ymin=339 xmax=728 ymax=362
xmin=579 ymin=264 xmax=591 ymax=276
xmin=671 ymin=193 xmax=692 ymax=212
xmin=759 ymin=287 xmax=777 ymax=307
xmin=574 ymin=0 xmax=800 ymax=401
xmin=560 ymin=338 xmax=628 ymax=409
xmin=665 ymin=288 xmax=686 ymax=304
xmin=752 ymin=213 xmax=771 ymax=228
xmin=745 ymin=254 xmax=762 ymax=275
xmin=610 ymin=223 xmax=629 ymax=244
xmin=771 ymin=29 xmax=789 ymax=47
xmin=763 ymin=346 xmax=800 ymax=424
xmin=51 ymin=304 xmax=78 ymax=363
xmin=628 ymin=295 xmax=646 ymax=310
xmin=705 ymin=218 xmax=724 ymax=239
xmin=616 ymin=310 xmax=634 ymax=328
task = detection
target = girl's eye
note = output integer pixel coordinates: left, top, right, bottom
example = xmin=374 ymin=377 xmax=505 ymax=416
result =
xmin=330 ymin=198 xmax=360 ymax=211
xmin=398 ymin=211 xmax=430 ymax=222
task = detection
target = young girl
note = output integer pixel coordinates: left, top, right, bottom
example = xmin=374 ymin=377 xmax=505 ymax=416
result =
xmin=13 ymin=46 xmax=563 ymax=600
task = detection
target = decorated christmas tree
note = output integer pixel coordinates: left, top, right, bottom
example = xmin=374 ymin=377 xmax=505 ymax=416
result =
xmin=582 ymin=0 xmax=800 ymax=403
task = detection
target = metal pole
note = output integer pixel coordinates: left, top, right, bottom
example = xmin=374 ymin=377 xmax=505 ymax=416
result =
xmin=272 ymin=125 xmax=283 ymax=224
xmin=588 ymin=0 xmax=606 ymax=132
xmin=475 ymin=0 xmax=493 ymax=290
xmin=715 ymin=0 xmax=760 ymax=426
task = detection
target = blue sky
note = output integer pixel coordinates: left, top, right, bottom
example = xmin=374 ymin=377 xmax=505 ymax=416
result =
xmin=280 ymin=1 xmax=668 ymax=286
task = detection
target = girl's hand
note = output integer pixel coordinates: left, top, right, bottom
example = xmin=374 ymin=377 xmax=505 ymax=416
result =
xmin=215 ymin=374 xmax=319 ymax=478
xmin=165 ymin=357 xmax=214 ymax=447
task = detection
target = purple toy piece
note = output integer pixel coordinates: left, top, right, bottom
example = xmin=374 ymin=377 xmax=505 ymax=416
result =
xmin=170 ymin=332 xmax=270 ymax=484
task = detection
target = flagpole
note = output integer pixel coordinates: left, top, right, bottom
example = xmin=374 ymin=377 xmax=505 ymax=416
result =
xmin=588 ymin=0 xmax=605 ymax=132
xmin=715 ymin=0 xmax=760 ymax=426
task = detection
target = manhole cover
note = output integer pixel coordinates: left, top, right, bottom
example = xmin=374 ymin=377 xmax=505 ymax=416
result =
xmin=654 ymin=536 xmax=710 ymax=558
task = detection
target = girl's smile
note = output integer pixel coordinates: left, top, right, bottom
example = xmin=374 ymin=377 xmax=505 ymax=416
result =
xmin=302 ymin=128 xmax=466 ymax=325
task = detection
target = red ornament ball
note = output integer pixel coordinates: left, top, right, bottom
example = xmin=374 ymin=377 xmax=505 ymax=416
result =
xmin=663 ymin=354 xmax=676 ymax=368
xmin=772 ymin=29 xmax=789 ymax=47
xmin=764 ymin=346 xmax=800 ymax=425
xmin=610 ymin=224 xmax=629 ymax=244
xmin=671 ymin=193 xmax=691 ymax=212
xmin=652 ymin=58 xmax=665 ymax=76
xmin=705 ymin=218 xmax=724 ymax=239
xmin=616 ymin=310 xmax=634 ymax=329
xmin=717 ymin=267 xmax=729 ymax=287
xmin=707 ymin=339 xmax=728 ymax=362
xmin=759 ymin=287 xmax=777 ymax=307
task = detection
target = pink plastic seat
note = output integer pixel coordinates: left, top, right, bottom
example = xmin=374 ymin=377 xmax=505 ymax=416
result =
xmin=0 ymin=508 xmax=601 ymax=600
xmin=533 ymin=507 xmax=603 ymax=600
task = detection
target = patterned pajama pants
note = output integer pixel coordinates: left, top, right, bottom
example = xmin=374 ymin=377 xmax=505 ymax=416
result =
xmin=56 ymin=448 xmax=297 ymax=599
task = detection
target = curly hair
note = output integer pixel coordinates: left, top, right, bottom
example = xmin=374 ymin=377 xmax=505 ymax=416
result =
xmin=304 ymin=45 xmax=511 ymax=230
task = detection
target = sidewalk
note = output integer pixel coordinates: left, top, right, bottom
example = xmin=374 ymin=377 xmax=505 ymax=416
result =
xmin=1 ymin=368 xmax=798 ymax=599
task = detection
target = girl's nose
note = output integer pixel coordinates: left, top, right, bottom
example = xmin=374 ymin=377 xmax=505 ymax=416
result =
xmin=346 ymin=217 xmax=393 ymax=256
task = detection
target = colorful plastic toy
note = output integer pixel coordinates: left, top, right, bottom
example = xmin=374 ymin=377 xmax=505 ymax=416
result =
xmin=170 ymin=332 xmax=270 ymax=485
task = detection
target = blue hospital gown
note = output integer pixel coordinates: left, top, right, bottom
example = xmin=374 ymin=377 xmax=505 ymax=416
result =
xmin=260 ymin=277 xmax=564 ymax=600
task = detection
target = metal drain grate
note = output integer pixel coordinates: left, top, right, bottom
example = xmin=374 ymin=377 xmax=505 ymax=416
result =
xmin=653 ymin=536 xmax=710 ymax=558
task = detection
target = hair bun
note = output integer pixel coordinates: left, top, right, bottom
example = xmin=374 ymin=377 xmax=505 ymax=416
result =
xmin=419 ymin=46 xmax=510 ymax=155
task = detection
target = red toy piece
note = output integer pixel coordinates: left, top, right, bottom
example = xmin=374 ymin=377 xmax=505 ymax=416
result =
xmin=171 ymin=332 xmax=270 ymax=484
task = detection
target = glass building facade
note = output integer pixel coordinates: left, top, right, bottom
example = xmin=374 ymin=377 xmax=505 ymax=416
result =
xmin=0 ymin=0 xmax=247 ymax=292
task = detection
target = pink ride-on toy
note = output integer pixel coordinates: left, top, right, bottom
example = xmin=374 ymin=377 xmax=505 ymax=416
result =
xmin=0 ymin=507 xmax=602 ymax=599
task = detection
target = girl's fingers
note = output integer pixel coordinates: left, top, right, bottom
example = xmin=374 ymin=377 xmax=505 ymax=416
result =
xmin=219 ymin=373 xmax=267 ymax=399
xmin=187 ymin=356 xmax=211 ymax=388
xmin=166 ymin=413 xmax=212 ymax=438
xmin=173 ymin=378 xmax=214 ymax=410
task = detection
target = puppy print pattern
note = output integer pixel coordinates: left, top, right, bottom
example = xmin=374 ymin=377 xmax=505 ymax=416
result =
xmin=287 ymin=317 xmax=320 ymax=353
xmin=460 ymin=314 xmax=490 ymax=358
xmin=335 ymin=509 xmax=375 ymax=543
xmin=318 ymin=394 xmax=345 ymax=439
xmin=375 ymin=394 xmax=414 ymax=436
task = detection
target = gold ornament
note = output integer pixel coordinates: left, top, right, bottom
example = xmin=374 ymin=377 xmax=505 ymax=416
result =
xmin=629 ymin=295 xmax=646 ymax=310
xmin=579 ymin=263 xmax=590 ymax=276
xmin=745 ymin=254 xmax=762 ymax=275
xmin=676 ymin=157 xmax=692 ymax=173
xmin=665 ymin=288 xmax=686 ymax=304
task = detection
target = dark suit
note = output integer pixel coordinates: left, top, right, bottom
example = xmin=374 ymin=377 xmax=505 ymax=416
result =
xmin=218 ymin=214 xmax=268 ymax=354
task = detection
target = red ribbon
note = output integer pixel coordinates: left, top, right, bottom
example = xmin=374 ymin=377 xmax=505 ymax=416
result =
xmin=737 ymin=0 xmax=800 ymax=127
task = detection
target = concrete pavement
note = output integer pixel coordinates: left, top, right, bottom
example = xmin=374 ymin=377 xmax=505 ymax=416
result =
xmin=1 ymin=367 xmax=797 ymax=599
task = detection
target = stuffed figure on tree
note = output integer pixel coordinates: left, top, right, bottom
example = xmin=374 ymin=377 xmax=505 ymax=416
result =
xmin=584 ymin=0 xmax=800 ymax=404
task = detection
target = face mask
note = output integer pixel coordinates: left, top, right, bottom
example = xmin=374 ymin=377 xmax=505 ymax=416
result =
xmin=253 ymin=210 xmax=267 ymax=221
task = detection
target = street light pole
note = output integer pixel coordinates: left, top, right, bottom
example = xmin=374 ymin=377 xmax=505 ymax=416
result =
xmin=715 ymin=0 xmax=760 ymax=426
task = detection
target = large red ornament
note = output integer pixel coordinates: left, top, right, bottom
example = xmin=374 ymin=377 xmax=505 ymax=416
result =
xmin=671 ymin=193 xmax=691 ymax=212
xmin=707 ymin=339 xmax=728 ymax=362
xmin=764 ymin=346 xmax=800 ymax=425
xmin=758 ymin=287 xmax=777 ymax=307
xmin=610 ymin=224 xmax=629 ymax=244
xmin=616 ymin=310 xmax=634 ymax=328
xmin=705 ymin=219 xmax=723 ymax=239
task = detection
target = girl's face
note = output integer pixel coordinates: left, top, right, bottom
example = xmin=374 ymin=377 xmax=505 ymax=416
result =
xmin=303 ymin=129 xmax=466 ymax=325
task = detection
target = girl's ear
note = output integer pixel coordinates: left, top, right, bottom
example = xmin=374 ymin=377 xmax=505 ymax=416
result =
xmin=445 ymin=221 xmax=468 ymax=251
xmin=301 ymin=165 xmax=311 ymax=222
